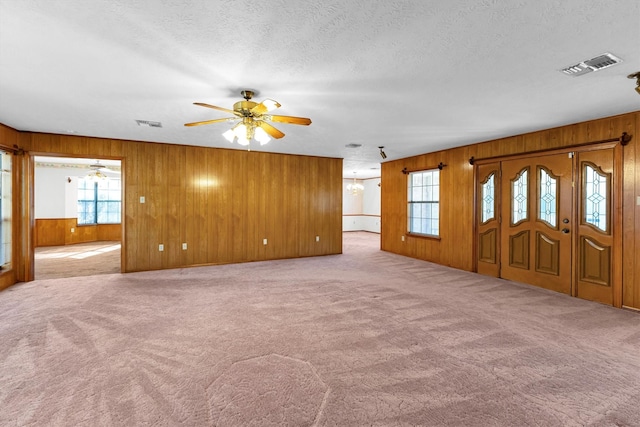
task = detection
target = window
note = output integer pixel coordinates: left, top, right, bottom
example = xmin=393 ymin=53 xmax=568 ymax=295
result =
xmin=583 ymin=163 xmax=609 ymax=232
xmin=511 ymin=167 xmax=528 ymax=225
xmin=77 ymin=178 xmax=121 ymax=225
xmin=538 ymin=167 xmax=557 ymax=227
xmin=408 ymin=169 xmax=439 ymax=236
xmin=0 ymin=152 xmax=11 ymax=269
xmin=481 ymin=172 xmax=495 ymax=223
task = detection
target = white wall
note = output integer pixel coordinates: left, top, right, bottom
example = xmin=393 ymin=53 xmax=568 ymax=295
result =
xmin=34 ymin=167 xmax=81 ymax=218
xmin=342 ymin=177 xmax=381 ymax=233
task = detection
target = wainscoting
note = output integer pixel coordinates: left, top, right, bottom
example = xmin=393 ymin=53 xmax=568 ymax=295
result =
xmin=35 ymin=218 xmax=121 ymax=247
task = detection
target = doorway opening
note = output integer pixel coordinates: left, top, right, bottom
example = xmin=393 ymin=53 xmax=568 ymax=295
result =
xmin=34 ymin=156 xmax=122 ymax=279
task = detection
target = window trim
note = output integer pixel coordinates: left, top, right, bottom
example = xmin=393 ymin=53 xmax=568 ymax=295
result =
xmin=407 ymin=168 xmax=440 ymax=237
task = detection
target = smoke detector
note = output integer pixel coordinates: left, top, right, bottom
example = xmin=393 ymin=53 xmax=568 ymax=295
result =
xmin=560 ymin=52 xmax=623 ymax=76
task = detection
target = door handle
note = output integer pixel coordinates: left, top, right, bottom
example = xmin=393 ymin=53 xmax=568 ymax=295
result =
xmin=561 ymin=228 xmax=570 ymax=234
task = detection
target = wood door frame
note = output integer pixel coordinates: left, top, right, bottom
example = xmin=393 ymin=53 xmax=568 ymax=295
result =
xmin=473 ymin=141 xmax=623 ymax=307
xmin=25 ymin=152 xmax=126 ymax=282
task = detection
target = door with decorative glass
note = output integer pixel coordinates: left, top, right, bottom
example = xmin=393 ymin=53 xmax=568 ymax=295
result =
xmin=499 ymin=154 xmax=573 ymax=295
xmin=575 ymin=148 xmax=616 ymax=305
xmin=476 ymin=163 xmax=501 ymax=277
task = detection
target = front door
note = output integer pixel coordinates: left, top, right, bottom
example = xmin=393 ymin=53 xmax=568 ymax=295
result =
xmin=500 ymin=153 xmax=573 ymax=294
xmin=475 ymin=147 xmax=619 ymax=306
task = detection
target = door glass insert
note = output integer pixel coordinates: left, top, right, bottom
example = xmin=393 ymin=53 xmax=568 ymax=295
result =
xmin=511 ymin=168 xmax=528 ymax=225
xmin=481 ymin=173 xmax=495 ymax=223
xmin=539 ymin=167 xmax=557 ymax=227
xmin=584 ymin=163 xmax=608 ymax=232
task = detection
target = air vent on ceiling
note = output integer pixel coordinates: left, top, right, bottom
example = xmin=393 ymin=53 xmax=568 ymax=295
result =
xmin=135 ymin=120 xmax=162 ymax=128
xmin=345 ymin=143 xmax=362 ymax=148
xmin=560 ymin=52 xmax=623 ymax=77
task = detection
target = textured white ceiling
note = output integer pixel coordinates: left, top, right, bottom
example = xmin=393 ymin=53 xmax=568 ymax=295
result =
xmin=1 ymin=0 xmax=639 ymax=178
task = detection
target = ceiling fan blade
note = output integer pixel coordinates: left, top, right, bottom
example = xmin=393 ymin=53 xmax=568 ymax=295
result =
xmin=257 ymin=121 xmax=285 ymax=139
xmin=184 ymin=117 xmax=236 ymax=127
xmin=193 ymin=102 xmax=239 ymax=115
xmin=251 ymin=99 xmax=281 ymax=115
xmin=267 ymin=114 xmax=312 ymax=126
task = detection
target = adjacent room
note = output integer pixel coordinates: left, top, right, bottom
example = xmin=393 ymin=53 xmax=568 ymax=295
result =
xmin=0 ymin=1 xmax=639 ymax=425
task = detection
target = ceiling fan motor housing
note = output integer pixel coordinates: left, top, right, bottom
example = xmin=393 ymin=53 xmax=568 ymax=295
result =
xmin=233 ymin=100 xmax=259 ymax=116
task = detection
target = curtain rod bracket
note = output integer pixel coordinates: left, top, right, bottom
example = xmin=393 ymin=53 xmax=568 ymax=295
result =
xmin=469 ymin=156 xmax=475 ymax=165
xmin=438 ymin=162 xmax=446 ymax=170
xmin=401 ymin=167 xmax=408 ymax=175
xmin=621 ymin=132 xmax=632 ymax=146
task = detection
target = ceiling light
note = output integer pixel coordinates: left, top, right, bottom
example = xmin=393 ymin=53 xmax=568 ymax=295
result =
xmin=185 ymin=90 xmax=311 ymax=149
xmin=254 ymin=126 xmax=271 ymax=145
xmin=346 ymin=172 xmax=364 ymax=195
xmin=379 ymin=146 xmax=387 ymax=159
xmin=628 ymin=72 xmax=640 ymax=95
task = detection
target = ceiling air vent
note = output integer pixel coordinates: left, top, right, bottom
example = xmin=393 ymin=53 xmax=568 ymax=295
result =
xmin=135 ymin=120 xmax=163 ymax=128
xmin=560 ymin=52 xmax=623 ymax=77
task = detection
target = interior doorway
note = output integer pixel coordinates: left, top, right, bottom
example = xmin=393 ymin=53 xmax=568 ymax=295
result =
xmin=33 ymin=156 xmax=122 ymax=279
xmin=475 ymin=144 xmax=621 ymax=306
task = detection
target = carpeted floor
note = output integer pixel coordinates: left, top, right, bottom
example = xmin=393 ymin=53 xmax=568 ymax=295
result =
xmin=1 ymin=232 xmax=639 ymax=426
xmin=35 ymin=241 xmax=121 ymax=279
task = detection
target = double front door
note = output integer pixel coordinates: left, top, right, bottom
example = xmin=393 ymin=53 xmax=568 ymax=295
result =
xmin=476 ymin=147 xmax=619 ymax=306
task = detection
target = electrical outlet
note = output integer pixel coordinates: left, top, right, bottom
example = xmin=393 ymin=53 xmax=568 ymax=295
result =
xmin=140 ymin=196 xmax=145 ymax=203
xmin=637 ymin=196 xmax=640 ymax=206
xmin=263 ymin=238 xmax=268 ymax=245
xmin=315 ymin=235 xmax=320 ymax=242
xmin=158 ymin=244 xmax=164 ymax=251
xmin=71 ymin=227 xmax=75 ymax=233
xmin=401 ymin=235 xmax=405 ymax=242
xmin=182 ymin=243 xmax=187 ymax=250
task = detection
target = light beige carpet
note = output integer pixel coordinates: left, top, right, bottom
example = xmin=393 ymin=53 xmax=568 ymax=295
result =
xmin=1 ymin=232 xmax=639 ymax=426
xmin=35 ymin=241 xmax=121 ymax=279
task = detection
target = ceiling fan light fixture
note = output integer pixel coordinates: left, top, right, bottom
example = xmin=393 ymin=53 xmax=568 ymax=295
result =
xmin=222 ymin=129 xmax=235 ymax=143
xmin=254 ymin=126 xmax=271 ymax=145
xmin=628 ymin=72 xmax=640 ymax=95
xmin=262 ymin=99 xmax=281 ymax=112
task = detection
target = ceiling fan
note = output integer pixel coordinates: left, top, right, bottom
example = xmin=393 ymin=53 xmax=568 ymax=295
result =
xmin=88 ymin=160 xmax=120 ymax=178
xmin=184 ymin=90 xmax=312 ymax=146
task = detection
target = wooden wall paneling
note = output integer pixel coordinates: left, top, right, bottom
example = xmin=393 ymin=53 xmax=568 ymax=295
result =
xmin=330 ymin=158 xmax=343 ymax=254
xmin=96 ymin=224 xmax=121 ymax=241
xmin=280 ymin=155 xmax=298 ymax=258
xmin=297 ymin=157 xmax=313 ymax=257
xmin=622 ymin=112 xmax=639 ymax=309
xmin=212 ymin=149 xmax=228 ymax=264
xmin=66 ymin=218 xmax=78 ymax=244
xmin=266 ymin=153 xmax=283 ymax=259
xmin=183 ymin=147 xmax=199 ymax=266
xmin=34 ymin=219 xmax=66 ymax=246
xmin=246 ymin=151 xmax=262 ymax=262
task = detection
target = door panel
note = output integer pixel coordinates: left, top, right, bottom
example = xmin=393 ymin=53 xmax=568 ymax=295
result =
xmin=476 ymin=163 xmax=500 ymax=277
xmin=575 ymin=149 xmax=615 ymax=304
xmin=500 ymin=154 xmax=573 ymax=294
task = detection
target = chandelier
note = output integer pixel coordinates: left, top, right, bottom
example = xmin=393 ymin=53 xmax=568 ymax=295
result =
xmin=86 ymin=170 xmax=108 ymax=181
xmin=346 ymin=172 xmax=364 ymax=195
